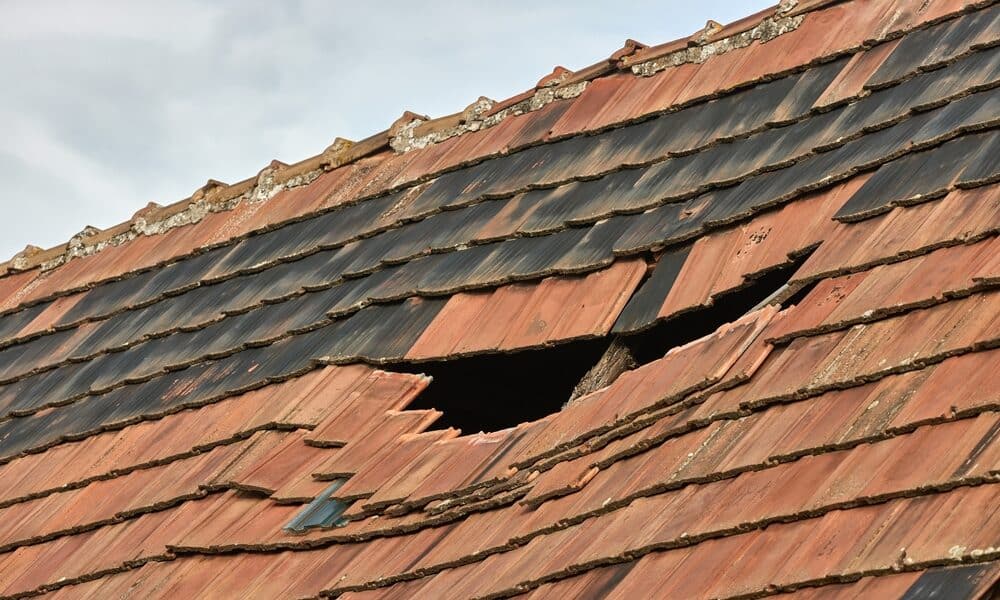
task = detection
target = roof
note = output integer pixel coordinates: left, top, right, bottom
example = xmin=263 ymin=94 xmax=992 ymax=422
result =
xmin=0 ymin=0 xmax=999 ymax=598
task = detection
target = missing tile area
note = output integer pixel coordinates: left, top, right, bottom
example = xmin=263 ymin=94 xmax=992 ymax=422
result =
xmin=394 ymin=338 xmax=611 ymax=434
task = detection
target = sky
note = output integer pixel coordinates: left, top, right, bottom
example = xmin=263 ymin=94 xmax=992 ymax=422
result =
xmin=0 ymin=0 xmax=771 ymax=262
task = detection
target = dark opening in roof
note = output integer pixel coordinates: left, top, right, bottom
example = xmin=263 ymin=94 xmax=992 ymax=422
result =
xmin=623 ymin=255 xmax=808 ymax=365
xmin=391 ymin=252 xmax=809 ymax=434
xmin=394 ymin=338 xmax=611 ymax=433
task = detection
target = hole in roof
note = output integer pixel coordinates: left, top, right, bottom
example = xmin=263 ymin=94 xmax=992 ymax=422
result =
xmin=393 ymin=338 xmax=612 ymax=433
xmin=623 ymin=252 xmax=810 ymax=364
xmin=779 ymin=276 xmax=821 ymax=309
xmin=390 ymin=251 xmax=811 ymax=435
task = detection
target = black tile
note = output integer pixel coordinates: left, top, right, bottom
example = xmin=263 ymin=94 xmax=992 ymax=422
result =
xmin=613 ymin=245 xmax=692 ymax=333
xmin=900 ymin=562 xmax=998 ymax=600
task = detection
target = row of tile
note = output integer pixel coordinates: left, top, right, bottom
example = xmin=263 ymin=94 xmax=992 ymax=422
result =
xmin=514 ymin=562 xmax=1000 ymax=600
xmin=0 ymin=436 xmax=258 ymax=553
xmin=496 ymin=496 xmax=1000 ymax=600
xmin=793 ymin=183 xmax=1000 ymax=284
xmin=520 ymin=344 xmax=1000 ymax=522
xmin=767 ymin=235 xmax=999 ymax=343
xmin=613 ymin=177 xmax=855 ymax=333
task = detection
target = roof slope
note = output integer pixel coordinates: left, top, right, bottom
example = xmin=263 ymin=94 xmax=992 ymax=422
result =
xmin=1 ymin=0 xmax=999 ymax=598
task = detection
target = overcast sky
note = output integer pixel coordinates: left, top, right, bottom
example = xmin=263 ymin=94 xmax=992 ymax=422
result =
xmin=0 ymin=0 xmax=770 ymax=262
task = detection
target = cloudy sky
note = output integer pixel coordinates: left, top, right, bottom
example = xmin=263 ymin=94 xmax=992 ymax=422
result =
xmin=0 ymin=0 xmax=770 ymax=261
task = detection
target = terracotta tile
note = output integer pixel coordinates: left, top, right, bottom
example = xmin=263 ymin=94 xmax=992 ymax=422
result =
xmin=775 ymin=502 xmax=887 ymax=586
xmin=817 ymin=39 xmax=902 ymax=109
xmin=229 ymin=431 xmax=327 ymax=494
xmin=583 ymin=73 xmax=667 ymax=131
xmin=463 ymin=107 xmax=540 ymax=158
xmin=0 ymin=269 xmax=39 ymax=311
xmin=548 ymin=74 xmax=629 ymax=139
xmin=360 ymin=442 xmax=456 ymax=511
xmin=658 ymin=227 xmax=738 ymax=316
xmin=668 ymin=534 xmax=762 ymax=598
xmin=452 ymin=281 xmax=536 ymax=354
xmin=891 ymin=349 xmax=999 ymax=428
xmin=780 ymin=571 xmax=922 ymax=599
xmin=411 ymin=507 xmax=520 ymax=569
xmin=522 ymin=562 xmax=634 ymax=600
xmin=401 ymin=430 xmax=519 ymax=504
xmin=604 ymin=547 xmax=691 ymax=600
xmin=318 ymin=154 xmax=393 ymax=211
xmin=394 ymin=137 xmax=464 ymax=188
xmin=306 ymin=371 xmax=429 ymax=446
xmin=871 ymin=485 xmax=998 ymax=567
xmin=312 ymin=409 xmax=440 ymax=478
xmin=489 ymin=259 xmax=644 ymax=350
xmin=405 ymin=288 xmax=492 ymax=359
xmin=637 ymin=61 xmax=703 ymax=115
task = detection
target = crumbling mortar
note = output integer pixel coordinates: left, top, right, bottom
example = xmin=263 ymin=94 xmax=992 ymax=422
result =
xmin=390 ymin=83 xmax=588 ymax=153
xmin=631 ymin=13 xmax=805 ymax=77
xmin=33 ymin=166 xmax=322 ymax=274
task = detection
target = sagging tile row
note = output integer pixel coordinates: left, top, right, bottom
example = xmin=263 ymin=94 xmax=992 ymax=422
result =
xmin=0 ymin=25 xmax=995 ymax=352
xmin=612 ymin=179 xmax=855 ymax=333
xmin=792 ymin=183 xmax=1000 ymax=284
xmin=319 ymin=417 xmax=1000 ymax=598
xmin=766 ymin=235 xmax=1000 ymax=344
xmin=510 ymin=288 xmax=1000 ymax=479
xmin=521 ymin=345 xmax=1000 ymax=518
xmin=1 ymin=89 xmax=997 ymax=415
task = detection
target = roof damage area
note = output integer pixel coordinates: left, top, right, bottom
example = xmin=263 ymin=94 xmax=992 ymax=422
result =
xmin=0 ymin=0 xmax=998 ymax=598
